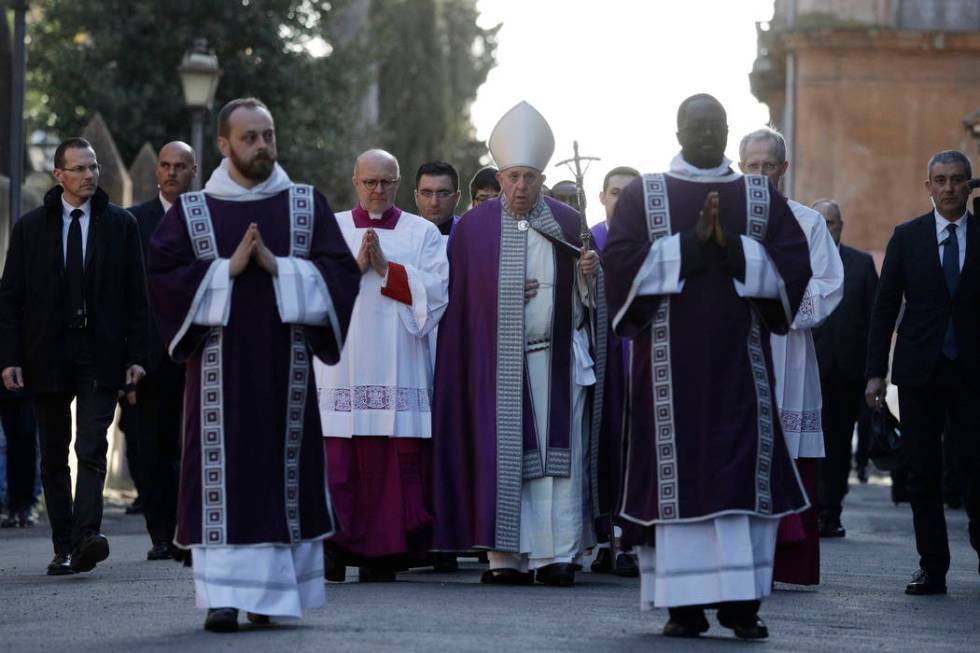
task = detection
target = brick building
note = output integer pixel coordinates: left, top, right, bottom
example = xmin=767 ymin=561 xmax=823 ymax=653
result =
xmin=751 ymin=0 xmax=980 ymax=254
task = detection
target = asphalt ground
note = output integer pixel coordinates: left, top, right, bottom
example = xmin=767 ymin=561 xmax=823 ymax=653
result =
xmin=1 ymin=475 xmax=978 ymax=652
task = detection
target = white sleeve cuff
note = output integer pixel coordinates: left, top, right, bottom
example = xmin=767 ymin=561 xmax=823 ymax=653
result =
xmin=191 ymin=258 xmax=233 ymax=326
xmin=733 ymin=236 xmax=781 ymax=299
xmin=273 ymin=256 xmax=336 ymax=328
xmin=634 ymin=233 xmax=685 ymax=297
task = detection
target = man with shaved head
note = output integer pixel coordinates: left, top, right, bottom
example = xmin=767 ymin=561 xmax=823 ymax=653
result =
xmin=810 ymin=199 xmax=877 ymax=541
xmin=125 ymin=141 xmax=197 ymax=562
xmin=146 ymin=98 xmax=360 ymax=632
xmin=314 ymin=148 xmax=449 ymax=582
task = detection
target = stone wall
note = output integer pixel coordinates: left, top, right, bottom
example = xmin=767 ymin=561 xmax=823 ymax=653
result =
xmin=786 ymin=30 xmax=980 ymax=253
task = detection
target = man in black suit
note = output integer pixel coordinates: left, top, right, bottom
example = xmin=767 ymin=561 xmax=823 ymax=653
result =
xmin=811 ymin=199 xmax=878 ymax=538
xmin=866 ymin=149 xmax=980 ymax=595
xmin=125 ymin=141 xmax=196 ymax=560
xmin=0 ymin=137 xmax=148 ymax=575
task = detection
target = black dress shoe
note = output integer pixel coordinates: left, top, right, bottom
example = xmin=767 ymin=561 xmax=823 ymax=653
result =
xmin=818 ymin=516 xmax=845 ymax=538
xmin=663 ymin=615 xmax=709 ymax=638
xmin=856 ymin=466 xmax=869 ymax=484
xmin=432 ymin=553 xmax=459 ymax=573
xmin=125 ymin=499 xmax=143 ymax=515
xmin=535 ymin=563 xmax=576 ymax=587
xmin=246 ymin=612 xmax=271 ymax=625
xmin=47 ymin=553 xmax=76 ymax=576
xmin=358 ymin=566 xmax=396 ymax=582
xmin=590 ymin=548 xmax=613 ymax=573
xmin=480 ymin=568 xmax=534 ymax=585
xmin=905 ymin=568 xmax=946 ymax=595
xmin=147 ymin=543 xmax=174 ymax=560
xmin=717 ymin=611 xmax=769 ymax=640
xmin=204 ymin=608 xmax=239 ymax=633
xmin=614 ymin=553 xmax=639 ymax=578
xmin=70 ymin=534 xmax=110 ymax=573
xmin=324 ymin=561 xmax=346 ymax=582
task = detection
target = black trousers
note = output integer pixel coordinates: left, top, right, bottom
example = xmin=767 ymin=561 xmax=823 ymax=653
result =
xmin=134 ymin=362 xmax=184 ymax=546
xmin=819 ymin=378 xmax=865 ymax=520
xmin=898 ymin=357 xmax=980 ymax=577
xmin=118 ymin=399 xmax=141 ymax=499
xmin=33 ymin=330 xmax=118 ymax=555
xmin=854 ymin=403 xmax=872 ymax=469
xmin=1 ymin=394 xmax=37 ymax=513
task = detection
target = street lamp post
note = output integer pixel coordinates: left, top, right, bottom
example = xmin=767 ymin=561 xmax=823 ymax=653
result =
xmin=8 ymin=1 xmax=28 ymax=238
xmin=178 ymin=38 xmax=221 ymax=191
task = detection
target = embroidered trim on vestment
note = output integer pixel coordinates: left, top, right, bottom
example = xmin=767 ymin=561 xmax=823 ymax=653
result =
xmin=284 ymin=184 xmax=314 ymax=543
xmin=181 ymin=192 xmax=229 ymax=546
xmin=780 ymin=410 xmax=821 ymax=435
xmin=743 ymin=175 xmax=775 ymax=515
xmin=635 ymin=174 xmax=679 ymax=521
xmin=494 ymin=196 xmax=529 ymax=551
xmin=320 ymin=386 xmax=431 ymax=412
xmin=182 ymin=192 xmax=219 ymax=260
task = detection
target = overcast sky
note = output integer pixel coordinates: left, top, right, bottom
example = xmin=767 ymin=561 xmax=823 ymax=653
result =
xmin=471 ymin=0 xmax=776 ymax=224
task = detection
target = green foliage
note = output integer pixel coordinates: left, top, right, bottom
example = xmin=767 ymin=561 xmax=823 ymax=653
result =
xmin=26 ymin=0 xmax=496 ymax=209
xmin=27 ymin=0 xmax=364 ymax=204
xmin=371 ymin=0 xmax=498 ymax=209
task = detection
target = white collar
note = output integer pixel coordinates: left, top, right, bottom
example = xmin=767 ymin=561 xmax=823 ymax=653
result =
xmin=934 ymin=208 xmax=967 ymax=236
xmin=61 ymin=196 xmax=91 ymax=219
xmin=203 ymin=158 xmax=293 ymax=201
xmin=158 ymin=192 xmax=173 ymax=214
xmin=666 ymin=152 xmax=740 ymax=181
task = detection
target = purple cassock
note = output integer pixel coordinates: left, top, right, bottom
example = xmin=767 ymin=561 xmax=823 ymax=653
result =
xmin=603 ymin=173 xmax=811 ymax=545
xmin=432 ymin=196 xmax=608 ymax=553
xmin=590 ymin=221 xmax=628 ymax=539
xmin=147 ymin=187 xmax=360 ymax=548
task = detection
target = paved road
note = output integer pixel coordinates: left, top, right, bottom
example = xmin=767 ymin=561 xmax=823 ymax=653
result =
xmin=1 ymin=477 xmax=977 ymax=652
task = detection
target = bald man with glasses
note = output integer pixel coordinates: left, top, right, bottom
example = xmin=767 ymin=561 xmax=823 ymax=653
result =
xmin=314 ymin=149 xmax=449 ymax=582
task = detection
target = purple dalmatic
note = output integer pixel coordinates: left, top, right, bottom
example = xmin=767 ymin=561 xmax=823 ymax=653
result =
xmin=590 ymin=220 xmax=627 ymax=537
xmin=147 ymin=187 xmax=359 ymax=547
xmin=603 ymin=172 xmax=811 ymax=545
xmin=432 ymin=196 xmax=609 ymax=553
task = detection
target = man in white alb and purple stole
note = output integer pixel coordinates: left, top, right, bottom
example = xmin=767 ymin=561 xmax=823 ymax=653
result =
xmin=146 ymin=98 xmax=360 ymax=633
xmin=603 ymin=95 xmax=812 ymax=641
xmin=314 ymin=149 xmax=449 ymax=582
xmin=432 ymin=102 xmax=605 ymax=587
xmin=739 ymin=127 xmax=844 ymax=586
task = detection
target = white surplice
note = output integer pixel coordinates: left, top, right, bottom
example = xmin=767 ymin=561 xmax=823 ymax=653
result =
xmin=769 ymin=200 xmax=843 ymax=459
xmin=314 ymin=210 xmax=448 ymax=438
xmin=488 ymin=227 xmax=596 ymax=571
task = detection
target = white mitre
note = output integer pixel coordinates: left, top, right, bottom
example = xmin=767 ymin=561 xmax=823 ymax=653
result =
xmin=488 ymin=101 xmax=555 ymax=172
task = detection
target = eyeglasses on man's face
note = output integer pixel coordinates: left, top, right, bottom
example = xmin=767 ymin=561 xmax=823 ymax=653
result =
xmin=359 ymin=177 xmax=399 ymax=190
xmin=743 ymin=162 xmax=782 ymax=174
xmin=60 ymin=164 xmax=102 ymax=175
xmin=415 ymin=189 xmax=456 ymax=200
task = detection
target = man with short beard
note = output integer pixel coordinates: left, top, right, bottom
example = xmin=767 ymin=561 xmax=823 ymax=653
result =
xmin=146 ymin=98 xmax=360 ymax=633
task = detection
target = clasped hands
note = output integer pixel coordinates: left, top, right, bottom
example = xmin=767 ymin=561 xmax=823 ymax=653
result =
xmin=357 ymin=228 xmax=389 ymax=277
xmin=230 ymin=223 xmax=278 ymax=278
xmin=696 ymin=191 xmax=727 ymax=248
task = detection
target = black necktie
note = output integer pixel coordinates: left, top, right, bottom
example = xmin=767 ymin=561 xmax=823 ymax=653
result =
xmin=66 ymin=208 xmax=86 ymax=328
xmin=941 ymin=223 xmax=959 ymax=359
